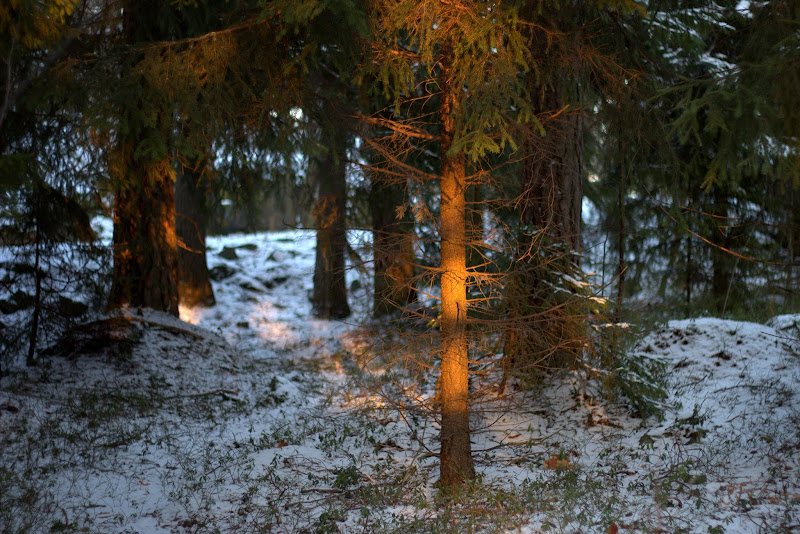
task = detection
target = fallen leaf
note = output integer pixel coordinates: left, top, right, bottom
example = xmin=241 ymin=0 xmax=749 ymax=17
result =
xmin=543 ymin=454 xmax=572 ymax=470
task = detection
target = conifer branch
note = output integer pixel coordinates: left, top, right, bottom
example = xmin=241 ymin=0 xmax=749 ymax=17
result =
xmin=140 ymin=17 xmax=270 ymax=51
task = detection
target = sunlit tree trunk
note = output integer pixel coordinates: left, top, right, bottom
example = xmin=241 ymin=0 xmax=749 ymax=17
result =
xmin=108 ymin=0 xmax=179 ymax=316
xmin=176 ymin=156 xmax=215 ymax=307
xmin=371 ymin=177 xmax=416 ymax=317
xmin=109 ymin=151 xmax=179 ymax=315
xmin=312 ymin=127 xmax=351 ymax=320
xmin=437 ymin=54 xmax=474 ymax=488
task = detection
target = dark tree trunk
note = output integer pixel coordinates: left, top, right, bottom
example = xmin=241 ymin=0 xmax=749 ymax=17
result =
xmin=466 ymin=183 xmax=483 ymax=270
xmin=108 ymin=0 xmax=179 ymax=316
xmin=312 ymin=131 xmax=350 ymax=320
xmin=370 ymin=178 xmax=416 ymax=317
xmin=520 ymin=83 xmax=583 ymax=252
xmin=176 ymin=158 xmax=215 ymax=307
xmin=710 ymin=187 xmax=731 ymax=311
xmin=26 ymin=221 xmax=41 ymax=366
xmin=786 ymin=187 xmax=798 ymax=293
xmin=686 ymin=233 xmax=693 ymax=305
xmin=616 ymin=141 xmax=626 ymax=317
xmin=502 ymin=73 xmax=584 ymax=388
xmin=437 ymin=54 xmax=475 ymax=489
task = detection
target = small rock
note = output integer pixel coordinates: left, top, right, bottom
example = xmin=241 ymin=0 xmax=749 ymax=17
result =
xmin=209 ymin=264 xmax=237 ymax=281
xmin=259 ymin=276 xmax=288 ymax=290
xmin=1 ymin=403 xmax=20 ymax=413
xmin=0 ymin=291 xmax=35 ymax=313
xmin=57 ymin=296 xmax=89 ymax=318
xmin=219 ymin=247 xmax=239 ymax=260
xmin=237 ymin=243 xmax=258 ymax=251
xmin=350 ymin=279 xmax=362 ymax=292
xmin=238 ymin=280 xmax=263 ymax=293
xmin=267 ymin=250 xmax=288 ymax=262
xmin=0 ymin=299 xmax=15 ymax=314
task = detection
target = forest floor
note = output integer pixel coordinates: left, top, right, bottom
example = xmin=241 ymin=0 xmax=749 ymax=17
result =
xmin=1 ymin=228 xmax=799 ymax=533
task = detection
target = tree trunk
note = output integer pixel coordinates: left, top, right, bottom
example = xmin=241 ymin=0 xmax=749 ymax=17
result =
xmin=786 ymin=187 xmax=798 ymax=294
xmin=108 ymin=0 xmax=179 ymax=316
xmin=710 ymin=186 xmax=731 ymax=312
xmin=466 ymin=183 xmax=483 ymax=270
xmin=176 ymin=157 xmax=215 ymax=307
xmin=503 ymin=76 xmax=584 ymax=382
xmin=312 ymin=129 xmax=350 ymax=319
xmin=437 ymin=56 xmax=474 ymax=489
xmin=109 ymin=150 xmax=179 ymax=315
xmin=686 ymin=233 xmax=692 ymax=305
xmin=26 ymin=218 xmax=41 ymax=366
xmin=520 ymin=83 xmax=583 ymax=251
xmin=371 ymin=178 xmax=416 ymax=317
xmin=616 ymin=140 xmax=626 ymax=317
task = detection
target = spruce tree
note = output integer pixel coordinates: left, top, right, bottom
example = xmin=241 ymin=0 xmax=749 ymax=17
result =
xmin=1 ymin=0 xmax=109 ymax=369
xmin=363 ymin=0 xmax=533 ymax=488
xmin=106 ymin=0 xmax=179 ymax=315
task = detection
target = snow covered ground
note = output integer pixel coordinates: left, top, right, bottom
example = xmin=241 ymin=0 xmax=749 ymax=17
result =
xmin=1 ymin=228 xmax=798 ymax=533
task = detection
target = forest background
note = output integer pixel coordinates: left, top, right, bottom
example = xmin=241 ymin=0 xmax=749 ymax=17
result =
xmin=1 ymin=0 xmax=800 ymax=530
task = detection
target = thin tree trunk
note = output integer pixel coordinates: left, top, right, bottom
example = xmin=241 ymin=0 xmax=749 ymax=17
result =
xmin=437 ymin=55 xmax=474 ymax=488
xmin=466 ymin=183 xmax=483 ymax=270
xmin=312 ymin=128 xmax=350 ymax=320
xmin=711 ymin=186 xmax=731 ymax=312
xmin=176 ymin=157 xmax=215 ymax=307
xmin=371 ymin=178 xmax=416 ymax=317
xmin=787 ymin=187 xmax=797 ymax=293
xmin=616 ymin=141 xmax=626 ymax=317
xmin=26 ymin=219 xmax=41 ymax=366
xmin=686 ymin=233 xmax=692 ymax=305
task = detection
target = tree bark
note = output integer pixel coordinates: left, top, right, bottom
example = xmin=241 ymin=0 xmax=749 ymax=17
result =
xmin=437 ymin=56 xmax=475 ymax=488
xmin=109 ymin=150 xmax=179 ymax=315
xmin=466 ymin=183 xmax=483 ymax=270
xmin=26 ymin=216 xmax=41 ymax=366
xmin=788 ymin=187 xmax=799 ymax=292
xmin=312 ymin=127 xmax=351 ymax=320
xmin=108 ymin=0 xmax=178 ymax=316
xmin=176 ymin=157 xmax=215 ymax=307
xmin=710 ymin=186 xmax=731 ymax=312
xmin=520 ymin=82 xmax=583 ymax=252
xmin=616 ymin=140 xmax=626 ymax=317
xmin=370 ymin=178 xmax=416 ymax=317
xmin=503 ymin=73 xmax=584 ymax=385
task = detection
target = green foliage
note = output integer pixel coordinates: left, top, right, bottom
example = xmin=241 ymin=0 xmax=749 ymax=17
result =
xmin=0 ymin=157 xmax=108 ymax=369
xmin=598 ymin=330 xmax=669 ymax=421
xmin=0 ymin=0 xmax=77 ymax=50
